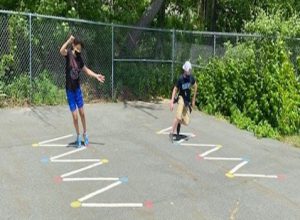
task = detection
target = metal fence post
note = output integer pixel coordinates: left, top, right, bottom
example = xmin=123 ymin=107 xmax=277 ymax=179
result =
xmin=171 ymin=29 xmax=175 ymax=83
xmin=213 ymin=34 xmax=216 ymax=56
xmin=111 ymin=24 xmax=114 ymax=99
xmin=29 ymin=13 xmax=32 ymax=103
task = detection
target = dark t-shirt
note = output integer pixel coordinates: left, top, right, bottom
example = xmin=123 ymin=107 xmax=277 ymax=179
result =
xmin=176 ymin=74 xmax=196 ymax=103
xmin=65 ymin=49 xmax=85 ymax=91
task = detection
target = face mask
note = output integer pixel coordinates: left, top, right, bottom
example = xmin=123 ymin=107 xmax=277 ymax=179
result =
xmin=75 ymin=50 xmax=81 ymax=56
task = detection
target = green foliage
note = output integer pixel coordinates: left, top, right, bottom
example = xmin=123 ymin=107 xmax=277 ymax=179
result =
xmin=2 ymin=70 xmax=66 ymax=106
xmin=115 ymin=63 xmax=171 ymax=100
xmin=4 ymin=74 xmax=31 ymax=105
xmin=8 ymin=14 xmax=29 ymax=52
xmin=244 ymin=8 xmax=300 ymax=37
xmin=0 ymin=54 xmax=14 ymax=83
xmin=0 ymin=14 xmax=29 ymax=85
xmin=3 ymin=0 xmax=300 ymax=32
xmin=32 ymin=70 xmax=66 ymax=105
xmin=196 ymin=9 xmax=300 ymax=137
xmin=217 ymin=0 xmax=300 ymax=32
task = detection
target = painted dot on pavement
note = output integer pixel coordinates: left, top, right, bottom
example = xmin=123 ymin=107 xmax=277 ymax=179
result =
xmin=101 ymin=159 xmax=109 ymax=164
xmin=277 ymin=174 xmax=286 ymax=181
xmin=40 ymin=157 xmax=49 ymax=164
xmin=196 ymin=154 xmax=203 ymax=160
xmin=71 ymin=200 xmax=81 ymax=208
xmin=119 ymin=176 xmax=129 ymax=183
xmin=144 ymin=200 xmax=153 ymax=209
xmin=54 ymin=176 xmax=63 ymax=183
xmin=225 ymin=172 xmax=235 ymax=178
xmin=242 ymin=157 xmax=250 ymax=162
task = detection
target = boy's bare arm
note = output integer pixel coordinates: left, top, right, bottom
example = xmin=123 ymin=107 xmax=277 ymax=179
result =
xmin=170 ymin=86 xmax=178 ymax=111
xmin=82 ymin=66 xmax=105 ymax=83
xmin=60 ymin=35 xmax=74 ymax=56
xmin=192 ymin=82 xmax=198 ymax=108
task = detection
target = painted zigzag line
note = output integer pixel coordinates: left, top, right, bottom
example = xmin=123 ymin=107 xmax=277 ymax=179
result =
xmin=157 ymin=127 xmax=283 ymax=180
xmin=33 ymin=134 xmax=152 ymax=208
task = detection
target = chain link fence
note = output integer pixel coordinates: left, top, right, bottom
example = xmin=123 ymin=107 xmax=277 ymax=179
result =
xmin=0 ymin=10 xmax=299 ymax=106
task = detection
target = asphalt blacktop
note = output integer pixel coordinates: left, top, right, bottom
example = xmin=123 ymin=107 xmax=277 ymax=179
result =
xmin=0 ymin=101 xmax=300 ymax=220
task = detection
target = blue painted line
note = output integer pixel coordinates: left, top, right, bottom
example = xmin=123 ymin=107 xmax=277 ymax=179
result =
xmin=40 ymin=156 xmax=49 ymax=164
xmin=242 ymin=157 xmax=250 ymax=162
xmin=119 ymin=176 xmax=129 ymax=183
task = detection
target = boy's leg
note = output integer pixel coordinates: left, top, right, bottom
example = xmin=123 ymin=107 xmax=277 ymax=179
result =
xmin=67 ymin=89 xmax=81 ymax=147
xmin=171 ymin=117 xmax=180 ymax=135
xmin=170 ymin=96 xmax=184 ymax=142
xmin=177 ymin=123 xmax=181 ymax=136
xmin=78 ymin=107 xmax=86 ymax=134
xmin=67 ymin=89 xmax=80 ymax=135
xmin=72 ymin=109 xmax=82 ymax=147
xmin=76 ymin=87 xmax=88 ymax=146
xmin=71 ymin=110 xmax=80 ymax=135
xmin=75 ymin=87 xmax=86 ymax=133
xmin=182 ymin=106 xmax=190 ymax=126
xmin=79 ymin=107 xmax=89 ymax=146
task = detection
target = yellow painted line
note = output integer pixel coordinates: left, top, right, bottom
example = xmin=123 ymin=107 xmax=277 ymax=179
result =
xmin=71 ymin=200 xmax=81 ymax=208
xmin=226 ymin=172 xmax=235 ymax=178
xmin=101 ymin=159 xmax=109 ymax=164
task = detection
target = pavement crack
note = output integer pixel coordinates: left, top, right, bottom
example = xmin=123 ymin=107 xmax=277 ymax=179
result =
xmin=229 ymin=199 xmax=240 ymax=220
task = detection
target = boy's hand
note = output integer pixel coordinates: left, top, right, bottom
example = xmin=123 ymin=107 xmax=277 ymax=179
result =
xmin=170 ymin=101 xmax=174 ymax=111
xmin=192 ymin=99 xmax=196 ymax=109
xmin=96 ymin=74 xmax=105 ymax=83
xmin=69 ymin=35 xmax=75 ymax=43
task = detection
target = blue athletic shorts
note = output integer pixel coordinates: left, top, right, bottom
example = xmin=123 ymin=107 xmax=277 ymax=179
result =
xmin=66 ymin=87 xmax=84 ymax=112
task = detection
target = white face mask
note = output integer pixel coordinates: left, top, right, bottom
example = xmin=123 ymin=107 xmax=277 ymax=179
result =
xmin=184 ymin=69 xmax=192 ymax=76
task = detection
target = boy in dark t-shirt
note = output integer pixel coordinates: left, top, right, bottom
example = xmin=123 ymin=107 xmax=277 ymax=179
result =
xmin=169 ymin=61 xmax=198 ymax=142
xmin=60 ymin=35 xmax=105 ymax=147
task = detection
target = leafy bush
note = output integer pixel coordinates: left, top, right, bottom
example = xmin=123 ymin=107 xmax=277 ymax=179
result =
xmin=4 ymin=74 xmax=31 ymax=105
xmin=115 ymin=62 xmax=172 ymax=100
xmin=2 ymin=70 xmax=66 ymax=106
xmin=32 ymin=70 xmax=66 ymax=105
xmin=196 ymin=9 xmax=300 ymax=137
xmin=0 ymin=54 xmax=15 ymax=84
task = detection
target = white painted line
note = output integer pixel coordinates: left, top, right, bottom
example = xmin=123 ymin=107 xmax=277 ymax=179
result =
xmin=233 ymin=173 xmax=278 ymax=178
xmin=51 ymin=159 xmax=101 ymax=163
xmin=78 ymin=181 xmax=122 ymax=202
xmin=204 ymin=157 xmax=243 ymax=161
xmin=228 ymin=161 xmax=249 ymax=174
xmin=39 ymin=144 xmax=77 ymax=147
xmin=180 ymin=133 xmax=196 ymax=137
xmin=61 ymin=162 xmax=103 ymax=178
xmin=50 ymin=147 xmax=86 ymax=160
xmin=181 ymin=143 xmax=219 ymax=147
xmin=200 ymin=146 xmax=221 ymax=157
xmin=159 ymin=132 xmax=195 ymax=138
xmin=39 ymin=134 xmax=73 ymax=145
xmin=63 ymin=177 xmax=119 ymax=182
xmin=81 ymin=203 xmax=144 ymax=208
xmin=157 ymin=127 xmax=172 ymax=134
xmin=175 ymin=139 xmax=186 ymax=144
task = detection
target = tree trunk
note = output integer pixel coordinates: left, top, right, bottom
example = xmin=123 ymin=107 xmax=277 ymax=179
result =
xmin=120 ymin=0 xmax=165 ymax=57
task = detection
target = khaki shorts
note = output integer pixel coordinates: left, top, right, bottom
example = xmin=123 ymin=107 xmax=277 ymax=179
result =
xmin=176 ymin=96 xmax=190 ymax=125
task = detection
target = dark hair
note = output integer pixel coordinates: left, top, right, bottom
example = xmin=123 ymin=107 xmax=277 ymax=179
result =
xmin=73 ymin=37 xmax=84 ymax=48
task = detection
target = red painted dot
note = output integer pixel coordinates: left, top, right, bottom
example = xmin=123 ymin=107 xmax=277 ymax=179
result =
xmin=277 ymin=174 xmax=286 ymax=181
xmin=196 ymin=154 xmax=203 ymax=161
xmin=54 ymin=176 xmax=63 ymax=183
xmin=144 ymin=200 xmax=153 ymax=209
